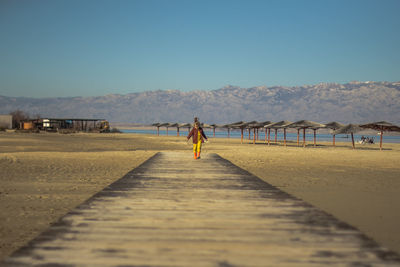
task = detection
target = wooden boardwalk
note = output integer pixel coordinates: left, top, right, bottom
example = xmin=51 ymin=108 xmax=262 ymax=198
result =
xmin=3 ymin=152 xmax=400 ymax=266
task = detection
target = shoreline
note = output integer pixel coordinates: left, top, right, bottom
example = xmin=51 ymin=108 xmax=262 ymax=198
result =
xmin=1 ymin=132 xmax=400 ymax=261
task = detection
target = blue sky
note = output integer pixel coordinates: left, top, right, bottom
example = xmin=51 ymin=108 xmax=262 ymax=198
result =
xmin=1 ymin=0 xmax=399 ymax=97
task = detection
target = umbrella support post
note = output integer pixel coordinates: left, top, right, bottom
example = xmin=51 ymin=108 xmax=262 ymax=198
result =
xmin=241 ymin=128 xmax=243 ymax=144
xmin=303 ymin=128 xmax=306 ymax=148
xmin=177 ymin=127 xmax=180 ymax=137
xmin=275 ymin=129 xmax=277 ymax=143
xmin=268 ymin=129 xmax=271 ymax=146
xmin=166 ymin=127 xmax=169 ymax=136
xmin=351 ymin=133 xmax=355 ymax=149
xmin=284 ymin=128 xmax=287 ymax=146
xmin=333 ymin=134 xmax=335 ymax=147
xmin=213 ymin=128 xmax=215 ymax=137
xmin=380 ymin=131 xmax=383 ymax=150
xmin=248 ymin=128 xmax=251 ymax=140
xmin=228 ymin=128 xmax=230 ymax=138
xmin=313 ymin=129 xmax=316 ymax=147
xmin=157 ymin=126 xmax=160 ymax=136
xmin=253 ymin=128 xmax=256 ymax=144
xmin=297 ymin=129 xmax=300 ymax=146
xmin=265 ymin=128 xmax=267 ymax=144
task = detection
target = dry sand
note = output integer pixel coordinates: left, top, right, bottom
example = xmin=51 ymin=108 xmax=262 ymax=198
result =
xmin=0 ymin=131 xmax=400 ymax=261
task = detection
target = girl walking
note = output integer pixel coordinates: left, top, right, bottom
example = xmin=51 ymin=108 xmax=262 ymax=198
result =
xmin=187 ymin=121 xmax=208 ymax=159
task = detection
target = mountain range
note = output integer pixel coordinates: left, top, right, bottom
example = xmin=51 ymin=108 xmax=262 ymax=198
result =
xmin=1 ymin=81 xmax=399 ymax=124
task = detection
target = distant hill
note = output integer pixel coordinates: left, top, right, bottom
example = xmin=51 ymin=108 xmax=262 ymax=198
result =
xmin=1 ymin=81 xmax=400 ymax=124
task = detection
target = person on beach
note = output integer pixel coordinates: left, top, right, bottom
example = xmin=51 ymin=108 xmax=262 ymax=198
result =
xmin=187 ymin=121 xmax=208 ymax=159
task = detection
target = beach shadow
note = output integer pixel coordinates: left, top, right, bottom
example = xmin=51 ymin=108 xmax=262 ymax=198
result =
xmin=241 ymin=142 xmax=394 ymax=151
xmin=250 ymin=141 xmax=331 ymax=149
xmin=355 ymin=146 xmax=392 ymax=151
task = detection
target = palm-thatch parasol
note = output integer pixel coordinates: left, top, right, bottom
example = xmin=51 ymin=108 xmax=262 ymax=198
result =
xmin=158 ymin=122 xmax=172 ymax=136
xmin=257 ymin=121 xmax=272 ymax=143
xmin=229 ymin=121 xmax=250 ymax=143
xmin=324 ymin=122 xmax=345 ymax=147
xmin=247 ymin=121 xmax=271 ymax=144
xmin=263 ymin=122 xmax=275 ymax=145
xmin=200 ymin=123 xmax=213 ymax=137
xmin=265 ymin=121 xmax=293 ymax=146
xmin=201 ymin=123 xmax=212 ymax=129
xmin=288 ymin=120 xmax=325 ymax=147
xmin=152 ymin=122 xmax=161 ymax=136
xmin=241 ymin=121 xmax=258 ymax=141
xmin=209 ymin=124 xmax=223 ymax=137
xmin=359 ymin=121 xmax=400 ymax=150
xmin=178 ymin=123 xmax=192 ymax=135
xmin=333 ymin=124 xmax=363 ymax=149
xmin=223 ymin=121 xmax=244 ymax=139
xmin=169 ymin=123 xmax=180 ymax=136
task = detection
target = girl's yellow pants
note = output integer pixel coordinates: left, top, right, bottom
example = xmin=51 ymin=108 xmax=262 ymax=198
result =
xmin=193 ymin=140 xmax=202 ymax=154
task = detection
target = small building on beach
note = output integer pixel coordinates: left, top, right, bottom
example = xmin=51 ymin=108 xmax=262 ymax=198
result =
xmin=22 ymin=118 xmax=109 ymax=132
xmin=0 ymin=114 xmax=13 ymax=129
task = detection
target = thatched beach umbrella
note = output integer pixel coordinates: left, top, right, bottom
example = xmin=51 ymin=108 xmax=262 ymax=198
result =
xmin=266 ymin=121 xmax=293 ymax=146
xmin=200 ymin=123 xmax=213 ymax=137
xmin=169 ymin=123 xmax=180 ymax=136
xmin=241 ymin=121 xmax=258 ymax=140
xmin=246 ymin=122 xmax=259 ymax=143
xmin=324 ymin=122 xmax=344 ymax=147
xmin=333 ymin=124 xmax=363 ymax=149
xmin=180 ymin=123 xmax=192 ymax=134
xmin=263 ymin=122 xmax=275 ymax=145
xmin=210 ymin=124 xmax=216 ymax=137
xmin=247 ymin=121 xmax=271 ymax=144
xmin=360 ymin=121 xmax=400 ymax=150
xmin=201 ymin=123 xmax=212 ymax=129
xmin=223 ymin=121 xmax=244 ymax=139
xmin=158 ymin=122 xmax=172 ymax=136
xmin=209 ymin=124 xmax=219 ymax=137
xmin=228 ymin=121 xmax=249 ymax=144
xmin=177 ymin=123 xmax=191 ymax=136
xmin=256 ymin=121 xmax=272 ymax=142
xmin=152 ymin=123 xmax=161 ymax=136
xmin=288 ymin=120 xmax=325 ymax=147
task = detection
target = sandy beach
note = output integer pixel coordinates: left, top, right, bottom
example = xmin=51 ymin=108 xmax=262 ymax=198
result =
xmin=1 ymin=131 xmax=400 ymax=261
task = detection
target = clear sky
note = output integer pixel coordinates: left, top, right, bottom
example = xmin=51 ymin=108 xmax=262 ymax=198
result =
xmin=1 ymin=0 xmax=399 ymax=97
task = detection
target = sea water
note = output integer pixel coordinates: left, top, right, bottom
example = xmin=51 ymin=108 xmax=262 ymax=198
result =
xmin=121 ymin=129 xmax=400 ymax=143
